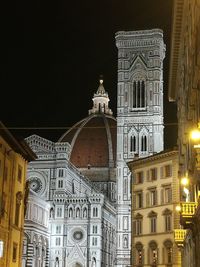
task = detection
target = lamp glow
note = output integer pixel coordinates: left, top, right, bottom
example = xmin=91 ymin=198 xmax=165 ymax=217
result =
xmin=176 ymin=205 xmax=181 ymax=212
xmin=191 ymin=129 xmax=200 ymax=140
xmin=181 ymin=177 xmax=189 ymax=186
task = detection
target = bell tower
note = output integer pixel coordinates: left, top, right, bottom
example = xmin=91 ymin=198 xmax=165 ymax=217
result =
xmin=115 ymin=29 xmax=165 ymax=266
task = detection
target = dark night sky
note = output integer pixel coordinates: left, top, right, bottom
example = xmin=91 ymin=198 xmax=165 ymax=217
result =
xmin=1 ymin=0 xmax=177 ymax=148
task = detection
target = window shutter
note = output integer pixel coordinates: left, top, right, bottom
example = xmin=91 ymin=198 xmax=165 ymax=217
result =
xmin=155 ymin=190 xmax=158 ymax=205
xmin=146 ymin=192 xmax=150 ymax=207
xmin=161 ymin=189 xmax=164 ymax=204
xmin=169 ymin=188 xmax=172 ymax=203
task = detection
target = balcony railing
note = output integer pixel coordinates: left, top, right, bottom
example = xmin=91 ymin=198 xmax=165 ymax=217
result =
xmin=180 ymin=202 xmax=197 ymax=227
xmin=181 ymin=202 xmax=197 ymax=216
xmin=174 ymin=229 xmax=187 ymax=246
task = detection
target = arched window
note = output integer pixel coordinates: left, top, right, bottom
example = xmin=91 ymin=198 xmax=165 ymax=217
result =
xmin=132 ymin=80 xmax=146 ymax=108
xmin=69 ymin=207 xmax=73 ymax=218
xmin=141 ymin=135 xmax=147 ymax=151
xmin=130 ymin=136 xmax=136 ymax=152
xmin=149 ymin=241 xmax=158 ymax=266
xmin=135 ymin=242 xmax=144 ymax=266
xmin=163 ymin=239 xmax=173 ymax=264
xmin=76 ymin=207 xmax=80 ymax=218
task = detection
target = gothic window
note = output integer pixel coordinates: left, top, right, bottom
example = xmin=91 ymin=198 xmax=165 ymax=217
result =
xmin=58 ymin=180 xmax=63 ymax=188
xmin=76 ymin=207 xmax=80 ymax=218
xmin=132 ymin=80 xmax=146 ymax=108
xmin=50 ymin=207 xmax=54 ymax=218
xmin=69 ymin=207 xmax=73 ymax=218
xmin=93 ymin=225 xmax=98 ymax=234
xmin=58 ymin=169 xmax=64 ymax=178
xmin=130 ymin=136 xmax=136 ymax=152
xmin=56 ymin=207 xmax=62 ymax=218
xmin=93 ymin=207 xmax=98 ymax=217
xmin=141 ymin=135 xmax=147 ymax=151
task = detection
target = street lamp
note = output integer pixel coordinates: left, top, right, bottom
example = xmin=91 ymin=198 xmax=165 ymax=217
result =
xmin=176 ymin=205 xmax=181 ymax=212
xmin=191 ymin=127 xmax=200 ymax=148
xmin=181 ymin=177 xmax=189 ymax=186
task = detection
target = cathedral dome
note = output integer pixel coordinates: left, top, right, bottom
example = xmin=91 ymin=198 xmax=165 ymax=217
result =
xmin=58 ymin=79 xmax=116 ymax=182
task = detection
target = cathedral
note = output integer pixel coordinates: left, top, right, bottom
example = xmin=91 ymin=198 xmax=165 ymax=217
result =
xmin=22 ymin=29 xmax=165 ymax=267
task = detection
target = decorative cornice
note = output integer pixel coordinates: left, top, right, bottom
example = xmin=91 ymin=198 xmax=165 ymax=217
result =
xmin=127 ymin=149 xmax=178 ymax=169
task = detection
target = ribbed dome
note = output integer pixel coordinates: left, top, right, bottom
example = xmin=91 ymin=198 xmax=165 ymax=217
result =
xmin=58 ymin=113 xmax=116 ymax=169
xmin=58 ymin=79 xmax=116 ymax=182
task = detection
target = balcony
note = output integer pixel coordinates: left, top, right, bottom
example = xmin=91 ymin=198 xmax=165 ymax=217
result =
xmin=174 ymin=229 xmax=187 ymax=247
xmin=180 ymin=202 xmax=197 ymax=228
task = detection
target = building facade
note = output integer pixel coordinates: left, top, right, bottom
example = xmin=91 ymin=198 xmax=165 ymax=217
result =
xmin=128 ymin=149 xmax=181 ymax=267
xmin=23 ymin=80 xmax=117 ymax=267
xmin=0 ymin=122 xmax=36 ymax=267
xmin=115 ymin=29 xmax=165 ymax=266
xmin=168 ymin=0 xmax=200 ymax=266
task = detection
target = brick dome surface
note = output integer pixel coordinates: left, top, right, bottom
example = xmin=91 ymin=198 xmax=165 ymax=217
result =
xmin=58 ymin=114 xmax=116 ymax=169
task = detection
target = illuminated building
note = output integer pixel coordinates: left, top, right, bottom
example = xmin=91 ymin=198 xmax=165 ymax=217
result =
xmin=128 ymin=149 xmax=181 ymax=267
xmin=168 ymin=0 xmax=200 ymax=266
xmin=24 ymin=80 xmax=117 ymax=267
xmin=0 ymin=122 xmax=36 ymax=267
xmin=115 ymin=29 xmax=165 ymax=266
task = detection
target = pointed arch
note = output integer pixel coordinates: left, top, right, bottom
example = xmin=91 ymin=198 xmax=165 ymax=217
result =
xmin=128 ymin=127 xmax=138 ymax=155
xmin=139 ymin=127 xmax=149 ymax=154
